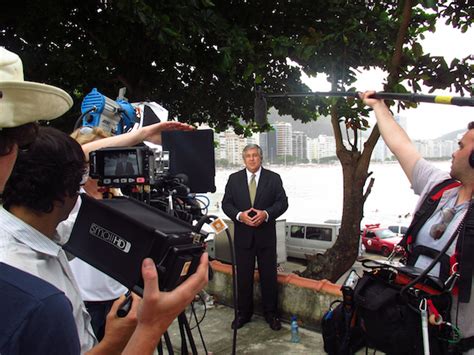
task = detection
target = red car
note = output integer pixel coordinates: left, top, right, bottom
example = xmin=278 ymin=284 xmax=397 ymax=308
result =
xmin=361 ymin=224 xmax=405 ymax=257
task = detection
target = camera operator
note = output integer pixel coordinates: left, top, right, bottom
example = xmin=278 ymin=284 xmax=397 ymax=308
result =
xmin=1 ymin=126 xmax=139 ymax=353
xmin=0 ymin=47 xmax=81 ymax=354
xmin=58 ymin=126 xmax=128 ymax=342
xmin=0 ymin=47 xmax=208 ymax=354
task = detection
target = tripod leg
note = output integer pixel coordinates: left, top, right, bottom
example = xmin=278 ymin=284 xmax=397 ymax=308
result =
xmin=178 ymin=312 xmax=198 ymax=355
xmin=157 ymin=338 xmax=163 ymax=355
xmin=178 ymin=314 xmax=189 ymax=354
xmin=163 ymin=331 xmax=174 ymax=355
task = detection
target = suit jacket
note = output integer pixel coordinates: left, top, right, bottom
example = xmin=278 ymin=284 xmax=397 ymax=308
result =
xmin=115 ymin=161 xmax=135 ymax=176
xmin=222 ymin=167 xmax=288 ymax=249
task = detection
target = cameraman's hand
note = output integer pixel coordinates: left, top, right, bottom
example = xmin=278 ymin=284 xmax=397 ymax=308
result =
xmin=87 ymin=292 xmax=140 ymax=354
xmin=122 ymin=253 xmax=209 ymax=354
xmin=142 ymin=121 xmax=194 ymax=145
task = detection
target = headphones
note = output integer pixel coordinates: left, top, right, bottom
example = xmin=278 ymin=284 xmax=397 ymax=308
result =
xmin=470 ymin=151 xmax=474 ymax=168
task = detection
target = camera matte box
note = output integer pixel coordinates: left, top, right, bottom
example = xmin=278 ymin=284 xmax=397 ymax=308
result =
xmin=161 ymin=129 xmax=216 ymax=193
xmin=64 ymin=194 xmax=204 ymax=295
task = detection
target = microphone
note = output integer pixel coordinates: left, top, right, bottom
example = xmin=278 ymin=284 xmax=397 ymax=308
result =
xmin=254 ymin=86 xmax=268 ymax=126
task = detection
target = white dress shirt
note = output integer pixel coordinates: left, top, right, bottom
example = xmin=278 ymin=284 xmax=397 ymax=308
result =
xmin=0 ymin=206 xmax=97 ymax=353
xmin=237 ymin=167 xmax=268 ymax=222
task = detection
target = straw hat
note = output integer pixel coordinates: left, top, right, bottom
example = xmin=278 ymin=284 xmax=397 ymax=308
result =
xmin=0 ymin=47 xmax=73 ymax=128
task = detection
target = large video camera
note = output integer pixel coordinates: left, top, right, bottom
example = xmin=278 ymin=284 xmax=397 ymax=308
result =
xmin=64 ymin=129 xmax=216 ymax=294
xmin=64 ymin=193 xmax=206 ymax=294
xmin=88 ymin=129 xmax=216 ymax=222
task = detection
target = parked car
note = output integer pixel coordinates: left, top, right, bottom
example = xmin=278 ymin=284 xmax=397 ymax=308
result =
xmin=285 ymin=221 xmax=340 ymax=260
xmin=388 ymin=224 xmax=408 ymax=236
xmin=286 ymin=220 xmax=365 ymax=260
xmin=361 ymin=224 xmax=405 ymax=257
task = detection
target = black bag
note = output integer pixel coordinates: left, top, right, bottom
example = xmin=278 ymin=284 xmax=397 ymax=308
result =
xmin=353 ymin=268 xmax=452 ymax=355
xmin=321 ymin=300 xmax=365 ymax=355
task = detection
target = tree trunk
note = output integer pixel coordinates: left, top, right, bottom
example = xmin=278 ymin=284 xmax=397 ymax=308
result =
xmin=297 ymin=116 xmax=377 ymax=283
xmin=297 ymin=0 xmax=412 ymax=283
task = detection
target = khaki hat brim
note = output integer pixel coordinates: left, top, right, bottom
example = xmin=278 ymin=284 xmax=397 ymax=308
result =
xmin=0 ymin=81 xmax=73 ymax=128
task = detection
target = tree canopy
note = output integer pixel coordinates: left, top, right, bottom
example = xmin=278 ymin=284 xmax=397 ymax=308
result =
xmin=1 ymin=1 xmax=471 ymax=133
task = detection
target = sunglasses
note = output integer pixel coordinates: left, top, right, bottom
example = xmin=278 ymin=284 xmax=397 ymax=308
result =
xmin=430 ymin=208 xmax=455 ymax=240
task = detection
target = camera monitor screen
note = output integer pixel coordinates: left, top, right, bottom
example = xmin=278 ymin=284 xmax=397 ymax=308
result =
xmin=161 ymin=129 xmax=216 ymax=193
xmin=104 ymin=151 xmax=140 ymax=177
xmin=89 ymin=146 xmax=153 ymax=186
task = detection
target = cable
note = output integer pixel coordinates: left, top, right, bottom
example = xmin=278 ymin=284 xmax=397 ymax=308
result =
xmin=192 ymin=215 xmax=238 ymax=355
xmin=189 ymin=301 xmax=208 ymax=354
xmin=73 ymin=106 xmax=97 ymax=131
xmin=195 ymin=194 xmax=210 ymax=209
xmin=188 ymin=294 xmax=207 ymax=330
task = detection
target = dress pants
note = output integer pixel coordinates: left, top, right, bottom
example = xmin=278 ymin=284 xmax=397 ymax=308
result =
xmin=235 ymin=239 xmax=278 ymax=319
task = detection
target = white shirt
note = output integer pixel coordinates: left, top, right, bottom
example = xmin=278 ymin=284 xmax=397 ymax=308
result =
xmin=246 ymin=167 xmax=262 ymax=186
xmin=0 ymin=206 xmax=97 ymax=353
xmin=412 ymin=159 xmax=474 ymax=353
xmin=237 ymin=167 xmax=268 ymax=222
xmin=57 ymin=195 xmax=127 ymax=301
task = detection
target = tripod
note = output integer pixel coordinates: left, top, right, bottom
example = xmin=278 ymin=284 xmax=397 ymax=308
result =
xmin=157 ymin=309 xmax=206 ymax=354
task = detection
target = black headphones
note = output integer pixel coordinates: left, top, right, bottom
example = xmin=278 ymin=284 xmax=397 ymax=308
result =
xmin=469 ymin=150 xmax=474 ymax=168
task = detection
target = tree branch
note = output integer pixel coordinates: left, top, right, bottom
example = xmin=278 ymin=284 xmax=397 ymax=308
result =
xmin=387 ymin=0 xmax=413 ymax=87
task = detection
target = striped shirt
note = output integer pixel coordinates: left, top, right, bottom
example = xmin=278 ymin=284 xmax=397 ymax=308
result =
xmin=0 ymin=206 xmax=97 ymax=353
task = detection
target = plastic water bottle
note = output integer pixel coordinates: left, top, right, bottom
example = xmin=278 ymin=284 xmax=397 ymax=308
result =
xmin=290 ymin=315 xmax=300 ymax=343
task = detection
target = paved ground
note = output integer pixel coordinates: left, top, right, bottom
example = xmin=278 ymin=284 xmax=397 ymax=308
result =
xmin=166 ymin=302 xmax=326 ymax=355
xmin=164 ymin=253 xmax=388 ymax=354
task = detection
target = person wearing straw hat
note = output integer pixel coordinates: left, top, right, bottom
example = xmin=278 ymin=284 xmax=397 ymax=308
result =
xmin=0 ymin=46 xmax=81 ymax=354
xmin=0 ymin=47 xmax=208 ymax=354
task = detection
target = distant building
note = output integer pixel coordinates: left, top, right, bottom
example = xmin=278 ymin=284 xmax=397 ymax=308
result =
xmin=274 ymin=122 xmax=293 ymax=157
xmin=307 ymin=135 xmax=336 ymax=162
xmin=214 ymin=131 xmax=227 ymax=160
xmin=372 ymin=139 xmax=393 ymax=162
xmin=413 ymin=139 xmax=456 ymax=158
xmin=259 ymin=130 xmax=278 ymax=164
xmin=216 ymin=129 xmax=257 ymax=165
xmin=292 ymin=131 xmax=307 ymax=161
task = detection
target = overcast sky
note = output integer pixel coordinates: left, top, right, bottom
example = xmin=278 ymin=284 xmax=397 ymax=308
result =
xmin=302 ymin=22 xmax=473 ymax=140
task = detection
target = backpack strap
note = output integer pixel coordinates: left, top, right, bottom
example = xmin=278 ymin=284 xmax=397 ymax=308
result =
xmin=406 ymin=245 xmax=451 ymax=281
xmin=400 ymin=178 xmax=461 ymax=251
xmin=456 ymin=201 xmax=474 ymax=303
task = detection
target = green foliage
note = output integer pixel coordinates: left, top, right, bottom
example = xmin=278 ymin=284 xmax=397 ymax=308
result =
xmin=0 ymin=1 xmax=471 ymax=136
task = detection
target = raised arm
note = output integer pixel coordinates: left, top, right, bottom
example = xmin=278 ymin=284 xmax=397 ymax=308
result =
xmin=81 ymin=122 xmax=194 ymax=160
xmin=360 ymin=91 xmax=422 ymax=184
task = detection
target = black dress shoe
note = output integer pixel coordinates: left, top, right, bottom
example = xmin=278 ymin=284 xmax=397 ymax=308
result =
xmin=231 ymin=317 xmax=250 ymax=329
xmin=267 ymin=316 xmax=282 ymax=331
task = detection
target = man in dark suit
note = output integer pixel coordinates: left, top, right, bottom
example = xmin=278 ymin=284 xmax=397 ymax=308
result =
xmin=114 ymin=153 xmax=136 ymax=175
xmin=222 ymin=144 xmax=288 ymax=331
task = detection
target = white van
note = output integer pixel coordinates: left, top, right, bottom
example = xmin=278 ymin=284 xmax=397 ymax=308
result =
xmin=285 ymin=221 xmax=340 ymax=259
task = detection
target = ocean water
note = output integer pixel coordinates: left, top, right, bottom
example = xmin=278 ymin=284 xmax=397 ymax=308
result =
xmin=202 ymin=160 xmax=452 ymax=228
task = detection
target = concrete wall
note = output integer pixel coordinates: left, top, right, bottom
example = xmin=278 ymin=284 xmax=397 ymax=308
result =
xmin=206 ymin=261 xmax=341 ymax=330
